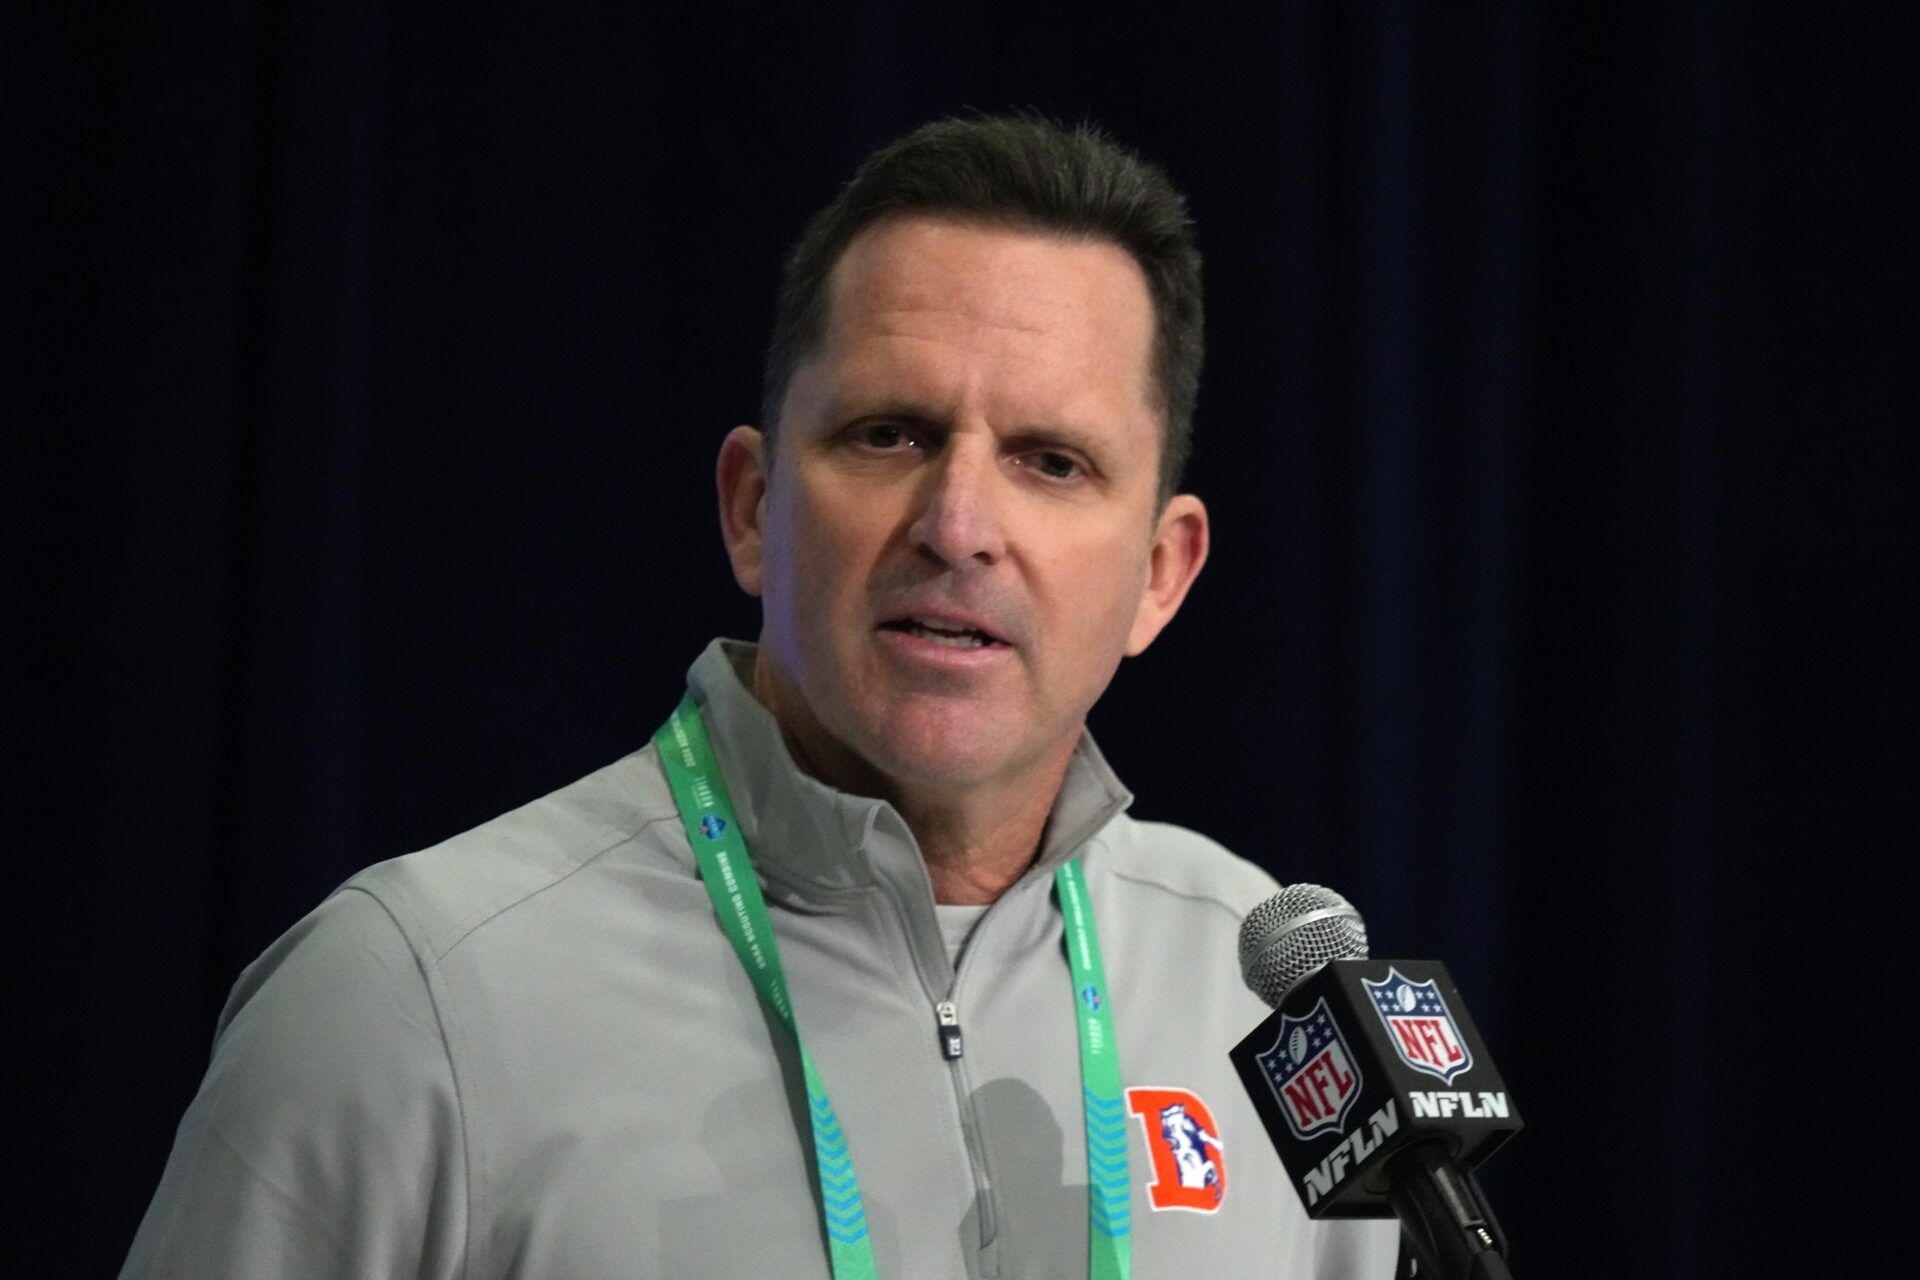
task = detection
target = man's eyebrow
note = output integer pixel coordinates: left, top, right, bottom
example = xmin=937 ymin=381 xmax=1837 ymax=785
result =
xmin=837 ymin=397 xmax=949 ymax=425
xmin=1005 ymin=423 xmax=1117 ymax=463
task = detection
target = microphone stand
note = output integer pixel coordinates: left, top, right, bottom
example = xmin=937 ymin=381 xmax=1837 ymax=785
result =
xmin=1385 ymin=1140 xmax=1515 ymax=1280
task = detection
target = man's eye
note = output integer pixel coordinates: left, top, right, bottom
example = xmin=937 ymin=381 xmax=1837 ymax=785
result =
xmin=853 ymin=423 xmax=916 ymax=450
xmin=1028 ymin=451 xmax=1082 ymax=480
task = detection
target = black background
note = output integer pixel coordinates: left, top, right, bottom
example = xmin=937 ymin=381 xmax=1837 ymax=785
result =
xmin=7 ymin=3 xmax=1909 ymax=1276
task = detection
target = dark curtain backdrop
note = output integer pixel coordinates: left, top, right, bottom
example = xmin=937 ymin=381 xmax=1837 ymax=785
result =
xmin=8 ymin=3 xmax=1908 ymax=1277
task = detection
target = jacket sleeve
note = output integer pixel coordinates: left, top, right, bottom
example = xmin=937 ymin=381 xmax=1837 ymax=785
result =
xmin=1313 ymin=1217 xmax=1406 ymax=1280
xmin=119 ymin=887 xmax=467 ymax=1280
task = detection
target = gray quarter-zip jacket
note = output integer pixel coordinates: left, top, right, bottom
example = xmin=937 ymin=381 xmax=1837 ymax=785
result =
xmin=122 ymin=640 xmax=1399 ymax=1278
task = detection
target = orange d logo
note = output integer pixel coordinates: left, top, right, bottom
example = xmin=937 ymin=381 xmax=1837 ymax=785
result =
xmin=1125 ymin=1087 xmax=1226 ymax=1212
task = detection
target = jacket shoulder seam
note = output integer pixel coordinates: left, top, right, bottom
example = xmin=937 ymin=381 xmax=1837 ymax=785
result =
xmin=444 ymin=811 xmax=684 ymax=957
xmin=1101 ymin=862 xmax=1251 ymax=924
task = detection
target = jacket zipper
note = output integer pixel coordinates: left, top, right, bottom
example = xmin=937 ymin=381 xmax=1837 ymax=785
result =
xmin=880 ymin=877 xmax=1005 ymax=1276
xmin=935 ymin=999 xmax=964 ymax=1060
xmin=942 ymin=903 xmax=1009 ymax=1275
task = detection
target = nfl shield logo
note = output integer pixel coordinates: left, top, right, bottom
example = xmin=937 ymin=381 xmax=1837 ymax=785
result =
xmin=1363 ymin=968 xmax=1474 ymax=1084
xmin=1254 ymin=997 xmax=1365 ymax=1142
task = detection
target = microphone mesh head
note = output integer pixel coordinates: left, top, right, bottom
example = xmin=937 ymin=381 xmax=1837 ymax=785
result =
xmin=1238 ymin=884 xmax=1369 ymax=1008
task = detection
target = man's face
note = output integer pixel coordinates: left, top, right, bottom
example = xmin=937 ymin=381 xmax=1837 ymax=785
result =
xmin=721 ymin=216 xmax=1207 ymax=795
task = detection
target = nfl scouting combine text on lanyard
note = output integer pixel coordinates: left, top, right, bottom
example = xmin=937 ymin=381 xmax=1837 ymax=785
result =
xmin=655 ymin=695 xmax=1133 ymax=1280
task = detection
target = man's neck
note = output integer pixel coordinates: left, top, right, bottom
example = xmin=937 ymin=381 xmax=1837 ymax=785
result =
xmin=751 ymin=650 xmax=1074 ymax=905
xmin=892 ymin=776 xmax=1065 ymax=905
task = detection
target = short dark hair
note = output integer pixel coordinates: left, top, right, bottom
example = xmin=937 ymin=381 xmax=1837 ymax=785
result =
xmin=762 ymin=114 xmax=1204 ymax=501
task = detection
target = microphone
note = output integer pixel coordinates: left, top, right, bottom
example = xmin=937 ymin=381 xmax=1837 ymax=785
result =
xmin=1238 ymin=884 xmax=1370 ymax=1005
xmin=1230 ymin=887 xmax=1521 ymax=1280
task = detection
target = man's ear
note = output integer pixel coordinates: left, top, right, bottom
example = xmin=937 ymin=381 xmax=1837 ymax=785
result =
xmin=717 ymin=426 xmax=770 ymax=596
xmin=1125 ymin=493 xmax=1210 ymax=656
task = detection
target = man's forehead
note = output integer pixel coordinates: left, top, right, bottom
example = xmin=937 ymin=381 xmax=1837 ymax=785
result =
xmin=801 ymin=216 xmax=1161 ymax=428
xmin=824 ymin=215 xmax=1153 ymax=332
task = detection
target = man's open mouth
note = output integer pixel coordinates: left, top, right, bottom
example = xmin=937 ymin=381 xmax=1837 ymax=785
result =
xmin=879 ymin=617 xmax=1005 ymax=650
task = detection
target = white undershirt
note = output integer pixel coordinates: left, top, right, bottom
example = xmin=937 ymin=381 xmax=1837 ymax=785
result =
xmin=933 ymin=902 xmax=990 ymax=967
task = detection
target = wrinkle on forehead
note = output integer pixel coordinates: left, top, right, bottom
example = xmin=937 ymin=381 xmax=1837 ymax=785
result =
xmin=870 ymin=303 xmax=1056 ymax=344
xmin=847 ymin=271 xmax=1090 ymax=342
xmin=854 ymin=322 xmax=1102 ymax=384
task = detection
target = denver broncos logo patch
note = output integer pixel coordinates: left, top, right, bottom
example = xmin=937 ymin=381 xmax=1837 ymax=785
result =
xmin=1125 ymin=1086 xmax=1226 ymax=1212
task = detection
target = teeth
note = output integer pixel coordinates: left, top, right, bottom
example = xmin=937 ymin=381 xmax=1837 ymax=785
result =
xmin=904 ymin=619 xmax=989 ymax=648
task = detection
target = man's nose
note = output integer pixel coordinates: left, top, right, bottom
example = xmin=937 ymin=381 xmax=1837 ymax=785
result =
xmin=906 ymin=436 xmax=1008 ymax=568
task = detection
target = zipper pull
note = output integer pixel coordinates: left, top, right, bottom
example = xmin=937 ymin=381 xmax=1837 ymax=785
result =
xmin=935 ymin=1000 xmax=964 ymax=1060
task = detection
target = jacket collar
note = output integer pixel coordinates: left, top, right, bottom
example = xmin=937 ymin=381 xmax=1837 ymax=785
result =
xmin=684 ymin=638 xmax=1133 ymax=897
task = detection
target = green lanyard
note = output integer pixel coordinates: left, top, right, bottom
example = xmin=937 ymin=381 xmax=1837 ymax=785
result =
xmin=655 ymin=694 xmax=1130 ymax=1280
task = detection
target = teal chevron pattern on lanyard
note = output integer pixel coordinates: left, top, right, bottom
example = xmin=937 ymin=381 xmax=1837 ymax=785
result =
xmin=1083 ymin=1087 xmax=1131 ymax=1238
xmin=806 ymin=1056 xmax=867 ymax=1247
xmin=658 ymin=692 xmax=1131 ymax=1280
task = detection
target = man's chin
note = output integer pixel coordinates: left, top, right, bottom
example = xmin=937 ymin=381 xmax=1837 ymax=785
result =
xmin=859 ymin=704 xmax=1048 ymax=793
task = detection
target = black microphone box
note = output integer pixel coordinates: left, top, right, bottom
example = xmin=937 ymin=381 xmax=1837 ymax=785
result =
xmin=1230 ymin=959 xmax=1521 ymax=1219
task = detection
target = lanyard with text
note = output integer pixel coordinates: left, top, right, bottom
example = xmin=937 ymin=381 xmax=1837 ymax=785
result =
xmin=655 ymin=694 xmax=1130 ymax=1280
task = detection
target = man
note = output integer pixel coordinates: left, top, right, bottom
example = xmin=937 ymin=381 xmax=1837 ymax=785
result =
xmin=122 ymin=116 xmax=1398 ymax=1277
